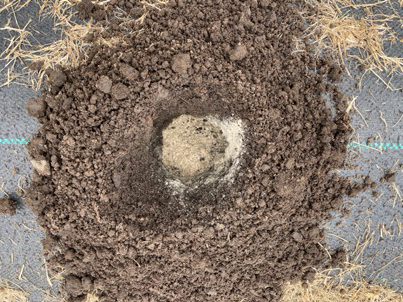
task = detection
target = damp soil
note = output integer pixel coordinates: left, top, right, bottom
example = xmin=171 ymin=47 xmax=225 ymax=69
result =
xmin=27 ymin=0 xmax=354 ymax=301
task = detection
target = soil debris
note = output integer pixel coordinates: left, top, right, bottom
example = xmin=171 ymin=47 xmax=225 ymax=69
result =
xmin=95 ymin=76 xmax=112 ymax=94
xmin=30 ymin=159 xmax=51 ymax=177
xmin=76 ymin=0 xmax=106 ymax=21
xmin=26 ymin=99 xmax=46 ymax=118
xmin=27 ymin=0 xmax=353 ymax=301
xmin=0 ymin=198 xmax=17 ymax=216
xmin=171 ymin=53 xmax=192 ymax=74
xmin=229 ymin=43 xmax=248 ymax=61
xmin=111 ymin=83 xmax=129 ymax=100
xmin=119 ymin=64 xmax=138 ymax=81
xmin=47 ymin=69 xmax=67 ymax=89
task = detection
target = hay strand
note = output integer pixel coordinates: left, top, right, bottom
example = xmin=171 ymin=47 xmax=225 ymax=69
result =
xmin=0 ymin=283 xmax=28 ymax=302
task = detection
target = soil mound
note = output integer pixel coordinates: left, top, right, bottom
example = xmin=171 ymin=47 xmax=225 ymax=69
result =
xmin=27 ymin=0 xmax=352 ymax=301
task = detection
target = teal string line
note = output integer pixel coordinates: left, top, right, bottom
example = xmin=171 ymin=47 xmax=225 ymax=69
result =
xmin=0 ymin=138 xmax=29 ymax=145
xmin=348 ymin=142 xmax=403 ymax=151
xmin=1 ymin=139 xmax=402 ymax=150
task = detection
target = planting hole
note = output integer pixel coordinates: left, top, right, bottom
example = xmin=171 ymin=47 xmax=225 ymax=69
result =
xmin=161 ymin=114 xmax=244 ymax=187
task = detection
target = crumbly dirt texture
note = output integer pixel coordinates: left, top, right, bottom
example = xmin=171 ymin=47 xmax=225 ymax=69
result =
xmin=0 ymin=198 xmax=17 ymax=216
xmin=27 ymin=0 xmax=353 ymax=301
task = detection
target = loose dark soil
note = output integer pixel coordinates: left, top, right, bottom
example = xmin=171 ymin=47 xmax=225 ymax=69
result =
xmin=0 ymin=198 xmax=17 ymax=216
xmin=27 ymin=0 xmax=354 ymax=301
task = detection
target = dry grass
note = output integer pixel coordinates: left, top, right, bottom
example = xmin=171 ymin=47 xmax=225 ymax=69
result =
xmin=0 ymin=0 xmax=101 ymax=90
xmin=282 ymin=248 xmax=403 ymax=302
xmin=283 ymin=219 xmax=403 ymax=302
xmin=1 ymin=20 xmax=97 ymax=89
xmin=0 ymin=284 xmax=28 ymax=302
xmin=85 ymin=293 xmax=99 ymax=302
xmin=305 ymin=0 xmax=402 ymax=89
xmin=282 ymin=265 xmax=403 ymax=302
xmin=0 ymin=0 xmax=169 ymax=90
xmin=0 ymin=0 xmax=35 ymax=14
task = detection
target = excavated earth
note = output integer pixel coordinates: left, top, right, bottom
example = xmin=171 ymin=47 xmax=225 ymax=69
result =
xmin=0 ymin=198 xmax=17 ymax=216
xmin=26 ymin=0 xmax=354 ymax=301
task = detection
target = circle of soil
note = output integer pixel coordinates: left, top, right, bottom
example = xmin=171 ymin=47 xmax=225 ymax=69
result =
xmin=27 ymin=1 xmax=353 ymax=301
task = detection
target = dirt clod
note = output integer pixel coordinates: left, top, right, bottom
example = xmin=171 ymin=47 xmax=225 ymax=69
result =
xmin=171 ymin=53 xmax=192 ymax=74
xmin=111 ymin=83 xmax=129 ymax=100
xmin=0 ymin=198 xmax=17 ymax=216
xmin=76 ymin=0 xmax=106 ymax=21
xmin=47 ymin=69 xmax=67 ymax=88
xmin=119 ymin=64 xmax=138 ymax=81
xmin=95 ymin=75 xmax=112 ymax=94
xmin=229 ymin=43 xmax=248 ymax=61
xmin=26 ymin=99 xmax=46 ymax=118
xmin=30 ymin=159 xmax=51 ymax=176
xmin=64 ymin=275 xmax=84 ymax=298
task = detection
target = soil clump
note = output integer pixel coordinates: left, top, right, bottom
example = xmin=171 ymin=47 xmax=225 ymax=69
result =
xmin=27 ymin=0 xmax=353 ymax=301
xmin=0 ymin=198 xmax=17 ymax=216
